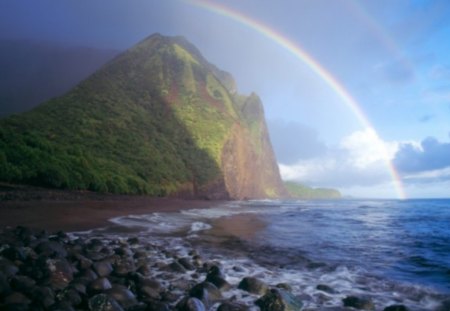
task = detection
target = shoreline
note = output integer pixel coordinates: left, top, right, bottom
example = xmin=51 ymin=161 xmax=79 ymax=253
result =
xmin=0 ymin=185 xmax=223 ymax=232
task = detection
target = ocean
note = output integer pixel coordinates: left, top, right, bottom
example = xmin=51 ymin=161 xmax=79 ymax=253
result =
xmin=84 ymin=199 xmax=450 ymax=310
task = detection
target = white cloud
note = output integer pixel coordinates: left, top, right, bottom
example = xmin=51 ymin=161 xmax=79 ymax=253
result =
xmin=279 ymin=128 xmax=404 ymax=197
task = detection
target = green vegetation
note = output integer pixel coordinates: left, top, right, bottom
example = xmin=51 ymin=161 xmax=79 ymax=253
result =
xmin=0 ymin=34 xmax=285 ymax=198
xmin=284 ymin=181 xmax=341 ymax=199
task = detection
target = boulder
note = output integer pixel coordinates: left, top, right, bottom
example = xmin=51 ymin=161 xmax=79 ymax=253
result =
xmin=238 ymin=277 xmax=268 ymax=295
xmin=342 ymin=296 xmax=375 ymax=310
xmin=255 ymin=288 xmax=303 ymax=311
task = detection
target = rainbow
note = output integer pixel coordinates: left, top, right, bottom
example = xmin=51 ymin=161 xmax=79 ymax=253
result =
xmin=186 ymin=0 xmax=407 ymax=199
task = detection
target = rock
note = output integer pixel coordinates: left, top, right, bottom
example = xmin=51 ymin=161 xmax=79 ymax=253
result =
xmin=0 ymin=258 xmax=20 ymax=277
xmin=146 ymin=301 xmax=171 ymax=311
xmin=56 ymin=287 xmax=83 ymax=307
xmin=189 ymin=282 xmax=222 ymax=308
xmin=35 ymin=241 xmax=67 ymax=258
xmin=435 ymin=299 xmax=450 ymax=311
xmin=1 ymin=246 xmax=27 ymax=261
xmin=276 ymin=283 xmax=292 ymax=292
xmin=178 ymin=258 xmax=196 ymax=271
xmin=138 ymin=277 xmax=163 ymax=300
xmin=89 ymin=277 xmax=113 ymax=294
xmin=32 ymin=286 xmax=55 ymax=309
xmin=2 ymin=303 xmax=32 ymax=311
xmin=0 ymin=271 xmax=11 ymax=295
xmin=217 ymin=301 xmax=250 ymax=311
xmin=4 ymin=291 xmax=32 ymax=305
xmin=10 ymin=275 xmax=36 ymax=293
xmin=88 ymin=293 xmax=125 ymax=311
xmin=316 ymin=284 xmax=336 ymax=294
xmin=48 ymin=301 xmax=76 ymax=311
xmin=176 ymin=297 xmax=206 ymax=311
xmin=127 ymin=237 xmax=140 ymax=245
xmin=45 ymin=258 xmax=75 ymax=290
xmin=384 ymin=305 xmax=409 ymax=311
xmin=342 ymin=296 xmax=375 ymax=310
xmin=74 ymin=253 xmax=93 ymax=269
xmin=167 ymin=261 xmax=187 ymax=273
xmin=205 ymin=265 xmax=230 ymax=290
xmin=238 ymin=277 xmax=268 ymax=295
xmin=93 ymin=260 xmax=114 ymax=277
xmin=106 ymin=284 xmax=138 ymax=309
xmin=114 ymin=257 xmax=136 ymax=276
xmin=255 ymin=288 xmax=304 ymax=311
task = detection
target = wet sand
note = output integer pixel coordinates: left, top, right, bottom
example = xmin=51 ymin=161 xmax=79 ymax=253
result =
xmin=0 ymin=193 xmax=220 ymax=232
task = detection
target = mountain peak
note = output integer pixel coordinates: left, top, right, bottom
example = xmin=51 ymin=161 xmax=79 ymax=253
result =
xmin=0 ymin=33 xmax=285 ymax=199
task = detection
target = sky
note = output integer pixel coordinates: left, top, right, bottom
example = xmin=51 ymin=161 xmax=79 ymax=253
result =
xmin=1 ymin=0 xmax=450 ymax=198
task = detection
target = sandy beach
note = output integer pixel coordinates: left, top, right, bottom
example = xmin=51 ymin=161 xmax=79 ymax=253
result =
xmin=0 ymin=185 xmax=221 ymax=232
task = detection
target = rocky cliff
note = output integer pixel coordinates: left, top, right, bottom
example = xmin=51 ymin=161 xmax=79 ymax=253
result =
xmin=0 ymin=34 xmax=285 ymax=199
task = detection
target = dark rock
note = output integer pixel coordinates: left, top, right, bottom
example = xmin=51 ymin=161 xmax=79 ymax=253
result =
xmin=167 ymin=261 xmax=187 ymax=273
xmin=56 ymin=287 xmax=83 ymax=307
xmin=48 ymin=301 xmax=76 ymax=311
xmin=176 ymin=297 xmax=206 ymax=311
xmin=217 ymin=301 xmax=250 ymax=311
xmin=205 ymin=265 xmax=230 ymax=290
xmin=238 ymin=277 xmax=268 ymax=295
xmin=88 ymin=293 xmax=125 ymax=311
xmin=74 ymin=253 xmax=93 ymax=269
xmin=105 ymin=284 xmax=138 ymax=309
xmin=136 ymin=264 xmax=151 ymax=276
xmin=435 ymin=299 xmax=450 ymax=311
xmin=35 ymin=241 xmax=67 ymax=258
xmin=70 ymin=281 xmax=87 ymax=295
xmin=2 ymin=303 xmax=32 ymax=311
xmin=114 ymin=257 xmax=136 ymax=276
xmin=342 ymin=296 xmax=375 ymax=310
xmin=383 ymin=305 xmax=409 ymax=311
xmin=4 ymin=291 xmax=32 ymax=304
xmin=276 ymin=283 xmax=292 ymax=292
xmin=80 ymin=268 xmax=99 ymax=283
xmin=10 ymin=275 xmax=36 ymax=293
xmin=0 ymin=258 xmax=20 ymax=277
xmin=1 ymin=246 xmax=27 ymax=261
xmin=45 ymin=258 xmax=75 ymax=290
xmin=146 ymin=301 xmax=171 ymax=311
xmin=0 ymin=271 xmax=12 ymax=295
xmin=127 ymin=237 xmax=140 ymax=245
xmin=31 ymin=286 xmax=55 ymax=309
xmin=178 ymin=258 xmax=196 ymax=271
xmin=316 ymin=284 xmax=336 ymax=294
xmin=189 ymin=282 xmax=222 ymax=308
xmin=255 ymin=288 xmax=304 ymax=311
xmin=93 ymin=260 xmax=114 ymax=277
xmin=89 ymin=277 xmax=113 ymax=294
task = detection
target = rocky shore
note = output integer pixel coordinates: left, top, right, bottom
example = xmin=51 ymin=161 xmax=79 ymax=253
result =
xmin=0 ymin=226 xmax=428 ymax=311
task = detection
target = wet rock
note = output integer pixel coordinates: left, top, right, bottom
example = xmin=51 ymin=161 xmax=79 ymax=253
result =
xmin=89 ymin=277 xmax=113 ymax=294
xmin=45 ymin=258 xmax=75 ymax=290
xmin=238 ymin=277 xmax=268 ymax=295
xmin=138 ymin=277 xmax=163 ymax=300
xmin=255 ymin=288 xmax=304 ymax=311
xmin=31 ymin=286 xmax=55 ymax=309
xmin=2 ymin=303 xmax=32 ymax=311
xmin=383 ymin=305 xmax=409 ymax=311
xmin=435 ymin=299 xmax=450 ymax=311
xmin=57 ymin=287 xmax=83 ymax=307
xmin=178 ymin=257 xmax=196 ymax=271
xmin=342 ymin=296 xmax=375 ymax=310
xmin=4 ymin=291 xmax=32 ymax=305
xmin=0 ymin=271 xmax=12 ymax=295
xmin=74 ymin=253 xmax=93 ymax=269
xmin=189 ymin=281 xmax=222 ymax=308
xmin=1 ymin=246 xmax=27 ymax=261
xmin=93 ymin=260 xmax=114 ymax=277
xmin=136 ymin=264 xmax=151 ymax=276
xmin=316 ymin=284 xmax=336 ymax=294
xmin=106 ymin=284 xmax=138 ymax=309
xmin=146 ymin=301 xmax=171 ymax=311
xmin=10 ymin=275 xmax=36 ymax=293
xmin=176 ymin=297 xmax=206 ymax=311
xmin=276 ymin=283 xmax=292 ymax=292
xmin=0 ymin=258 xmax=20 ymax=277
xmin=114 ymin=257 xmax=136 ymax=276
xmin=88 ymin=293 xmax=124 ymax=311
xmin=217 ymin=301 xmax=250 ymax=311
xmin=128 ymin=237 xmax=140 ymax=245
xmin=167 ymin=261 xmax=187 ymax=273
xmin=205 ymin=265 xmax=230 ymax=290
xmin=35 ymin=241 xmax=67 ymax=258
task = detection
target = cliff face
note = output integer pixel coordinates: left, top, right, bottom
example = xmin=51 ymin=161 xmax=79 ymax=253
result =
xmin=0 ymin=34 xmax=285 ymax=199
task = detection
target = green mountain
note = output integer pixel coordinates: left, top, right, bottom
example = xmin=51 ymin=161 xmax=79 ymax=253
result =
xmin=284 ymin=181 xmax=341 ymax=199
xmin=0 ymin=34 xmax=286 ymax=199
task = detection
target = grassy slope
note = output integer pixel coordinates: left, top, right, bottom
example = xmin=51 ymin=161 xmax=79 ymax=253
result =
xmin=0 ymin=34 xmax=284 ymax=198
xmin=284 ymin=181 xmax=341 ymax=199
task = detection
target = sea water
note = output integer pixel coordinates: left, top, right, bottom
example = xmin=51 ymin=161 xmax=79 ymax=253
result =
xmin=100 ymin=199 xmax=450 ymax=310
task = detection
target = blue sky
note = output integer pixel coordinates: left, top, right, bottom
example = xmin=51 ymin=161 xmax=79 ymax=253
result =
xmin=1 ymin=0 xmax=449 ymax=198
